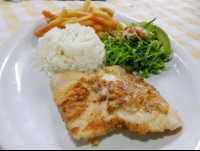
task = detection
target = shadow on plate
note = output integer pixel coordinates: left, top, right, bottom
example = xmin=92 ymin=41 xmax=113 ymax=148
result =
xmin=70 ymin=127 xmax=182 ymax=148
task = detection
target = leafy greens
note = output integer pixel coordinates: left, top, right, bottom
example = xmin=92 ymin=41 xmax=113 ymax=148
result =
xmin=102 ymin=18 xmax=172 ymax=78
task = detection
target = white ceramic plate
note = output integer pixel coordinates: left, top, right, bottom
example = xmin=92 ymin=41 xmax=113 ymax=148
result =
xmin=0 ymin=14 xmax=200 ymax=150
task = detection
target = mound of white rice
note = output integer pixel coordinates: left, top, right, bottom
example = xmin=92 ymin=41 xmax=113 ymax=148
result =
xmin=32 ymin=23 xmax=106 ymax=77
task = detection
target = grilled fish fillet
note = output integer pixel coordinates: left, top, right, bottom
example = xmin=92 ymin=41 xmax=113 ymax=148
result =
xmin=50 ymin=65 xmax=183 ymax=141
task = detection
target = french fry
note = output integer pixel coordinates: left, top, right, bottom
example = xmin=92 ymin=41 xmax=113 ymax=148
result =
xmin=57 ymin=18 xmax=72 ymax=28
xmin=49 ymin=10 xmax=90 ymax=21
xmin=42 ymin=10 xmax=55 ymax=19
xmin=90 ymin=15 xmax=118 ymax=29
xmin=78 ymin=20 xmax=96 ymax=27
xmin=62 ymin=18 xmax=71 ymax=21
xmin=86 ymin=6 xmax=93 ymax=13
xmin=60 ymin=14 xmax=92 ymax=28
xmin=92 ymin=8 xmax=113 ymax=20
xmin=87 ymin=6 xmax=99 ymax=14
xmin=34 ymin=7 xmax=68 ymax=35
xmin=50 ymin=14 xmax=58 ymax=21
xmin=116 ymin=22 xmax=124 ymax=30
xmin=99 ymin=7 xmax=115 ymax=17
xmin=35 ymin=0 xmax=118 ymax=39
xmin=96 ymin=31 xmax=107 ymax=39
xmin=93 ymin=24 xmax=113 ymax=32
xmin=65 ymin=10 xmax=91 ymax=18
xmin=82 ymin=0 xmax=91 ymax=12
xmin=74 ymin=8 xmax=82 ymax=11
xmin=90 ymin=6 xmax=98 ymax=10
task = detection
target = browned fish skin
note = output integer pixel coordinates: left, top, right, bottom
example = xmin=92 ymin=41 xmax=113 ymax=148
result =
xmin=50 ymin=65 xmax=182 ymax=141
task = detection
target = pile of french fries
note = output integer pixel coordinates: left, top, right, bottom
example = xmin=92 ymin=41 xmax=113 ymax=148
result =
xmin=34 ymin=0 xmax=123 ymax=39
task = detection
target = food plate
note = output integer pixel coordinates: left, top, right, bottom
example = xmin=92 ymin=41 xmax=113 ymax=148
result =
xmin=0 ymin=14 xmax=200 ymax=150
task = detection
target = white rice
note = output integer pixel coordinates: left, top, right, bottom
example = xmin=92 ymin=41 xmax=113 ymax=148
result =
xmin=32 ymin=23 xmax=106 ymax=77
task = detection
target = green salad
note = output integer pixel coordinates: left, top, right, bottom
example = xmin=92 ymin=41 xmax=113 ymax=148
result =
xmin=102 ymin=18 xmax=172 ymax=78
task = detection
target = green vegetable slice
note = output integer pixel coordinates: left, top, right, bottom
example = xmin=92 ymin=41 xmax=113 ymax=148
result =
xmin=155 ymin=25 xmax=171 ymax=55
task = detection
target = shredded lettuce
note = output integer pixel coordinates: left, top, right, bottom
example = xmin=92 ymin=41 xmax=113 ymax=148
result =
xmin=102 ymin=18 xmax=173 ymax=78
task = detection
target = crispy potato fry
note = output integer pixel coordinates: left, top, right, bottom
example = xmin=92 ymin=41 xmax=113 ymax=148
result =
xmin=82 ymin=0 xmax=91 ymax=12
xmin=74 ymin=8 xmax=82 ymax=11
xmin=99 ymin=7 xmax=115 ymax=17
xmin=53 ymin=17 xmax=72 ymax=23
xmin=34 ymin=7 xmax=67 ymax=35
xmin=35 ymin=0 xmax=118 ymax=39
xmin=116 ymin=22 xmax=124 ymax=30
xmin=62 ymin=18 xmax=71 ymax=21
xmin=50 ymin=14 xmax=58 ymax=21
xmin=50 ymin=10 xmax=90 ymax=20
xmin=87 ymin=6 xmax=99 ymax=14
xmin=93 ymin=24 xmax=113 ymax=32
xmin=96 ymin=31 xmax=107 ymax=39
xmin=90 ymin=15 xmax=118 ymax=29
xmin=90 ymin=6 xmax=98 ymax=10
xmin=65 ymin=10 xmax=91 ymax=18
xmin=42 ymin=10 xmax=55 ymax=19
xmin=92 ymin=8 xmax=113 ymax=20
xmin=57 ymin=18 xmax=72 ymax=28
xmin=86 ymin=6 xmax=93 ymax=13
xmin=59 ymin=18 xmax=94 ymax=27
xmin=78 ymin=20 xmax=96 ymax=27
xmin=60 ymin=14 xmax=92 ymax=28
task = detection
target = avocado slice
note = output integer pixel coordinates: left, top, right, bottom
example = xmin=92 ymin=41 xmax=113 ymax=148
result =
xmin=135 ymin=22 xmax=171 ymax=55
xmin=155 ymin=25 xmax=171 ymax=55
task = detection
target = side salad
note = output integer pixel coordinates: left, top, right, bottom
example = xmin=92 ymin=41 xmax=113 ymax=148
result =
xmin=102 ymin=18 xmax=172 ymax=78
